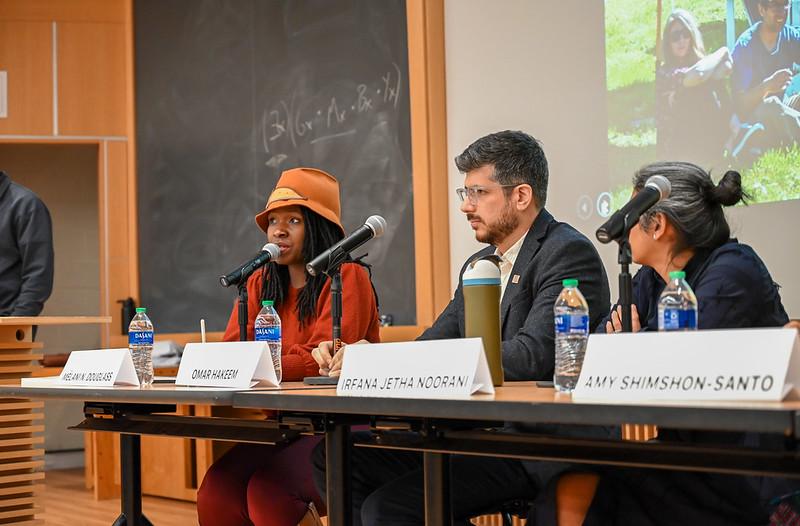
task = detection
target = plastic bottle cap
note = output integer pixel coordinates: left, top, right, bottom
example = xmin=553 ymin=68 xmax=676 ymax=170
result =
xmin=135 ymin=307 xmax=146 ymax=313
xmin=562 ymin=279 xmax=578 ymax=288
xmin=262 ymin=300 xmax=274 ymax=307
xmin=669 ymin=271 xmax=686 ymax=280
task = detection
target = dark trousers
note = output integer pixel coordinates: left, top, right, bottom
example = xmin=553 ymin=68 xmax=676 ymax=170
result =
xmin=311 ymin=431 xmax=538 ymax=526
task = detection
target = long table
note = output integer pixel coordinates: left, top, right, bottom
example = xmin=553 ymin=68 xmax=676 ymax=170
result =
xmin=2 ymin=381 xmax=800 ymax=526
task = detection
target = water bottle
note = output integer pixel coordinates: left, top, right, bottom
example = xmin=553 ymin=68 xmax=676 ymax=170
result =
xmin=254 ymin=300 xmax=282 ymax=383
xmin=553 ymin=279 xmax=589 ymax=392
xmin=463 ymin=257 xmax=503 ymax=386
xmin=128 ymin=307 xmax=154 ymax=387
xmin=658 ymin=270 xmax=698 ymax=331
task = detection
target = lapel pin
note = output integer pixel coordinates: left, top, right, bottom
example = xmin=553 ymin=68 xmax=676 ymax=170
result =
xmin=512 ymin=274 xmax=520 ymax=284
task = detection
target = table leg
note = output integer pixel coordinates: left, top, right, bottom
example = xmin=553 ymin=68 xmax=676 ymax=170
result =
xmin=111 ymin=434 xmax=153 ymax=526
xmin=325 ymin=423 xmax=351 ymax=526
xmin=424 ymin=452 xmax=451 ymax=526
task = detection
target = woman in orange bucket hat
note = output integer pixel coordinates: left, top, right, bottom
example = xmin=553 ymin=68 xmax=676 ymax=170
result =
xmin=197 ymin=167 xmax=380 ymax=526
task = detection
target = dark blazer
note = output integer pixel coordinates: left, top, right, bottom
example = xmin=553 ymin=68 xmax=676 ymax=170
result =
xmin=418 ymin=209 xmax=610 ymax=381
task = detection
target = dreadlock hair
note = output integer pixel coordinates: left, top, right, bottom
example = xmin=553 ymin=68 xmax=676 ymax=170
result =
xmin=259 ymin=207 xmax=345 ymax=327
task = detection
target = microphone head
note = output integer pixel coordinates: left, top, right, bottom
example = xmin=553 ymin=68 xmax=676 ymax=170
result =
xmin=262 ymin=243 xmax=280 ymax=260
xmin=364 ymin=215 xmax=387 ymax=237
xmin=645 ymin=175 xmax=671 ymax=200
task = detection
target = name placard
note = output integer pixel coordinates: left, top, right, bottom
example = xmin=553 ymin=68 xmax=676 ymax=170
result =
xmin=176 ymin=342 xmax=279 ymax=389
xmin=58 ymin=349 xmax=139 ymax=387
xmin=572 ymin=328 xmax=800 ymax=402
xmin=337 ymin=338 xmax=494 ymax=398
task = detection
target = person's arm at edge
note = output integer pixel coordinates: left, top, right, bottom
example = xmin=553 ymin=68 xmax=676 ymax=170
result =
xmin=10 ymin=199 xmax=54 ymax=316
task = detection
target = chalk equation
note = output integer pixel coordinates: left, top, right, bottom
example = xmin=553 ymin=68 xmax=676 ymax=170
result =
xmin=261 ymin=63 xmax=403 ymax=164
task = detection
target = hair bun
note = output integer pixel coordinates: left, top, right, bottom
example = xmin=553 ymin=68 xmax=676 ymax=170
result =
xmin=712 ymin=170 xmax=747 ymax=207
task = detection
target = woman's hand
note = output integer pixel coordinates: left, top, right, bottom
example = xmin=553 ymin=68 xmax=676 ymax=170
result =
xmin=311 ymin=339 xmax=369 ymax=376
xmin=311 ymin=341 xmax=335 ymax=376
xmin=605 ymin=304 xmax=641 ymax=333
xmin=327 ymin=339 xmax=369 ymax=377
xmin=786 ymin=320 xmax=800 ymax=332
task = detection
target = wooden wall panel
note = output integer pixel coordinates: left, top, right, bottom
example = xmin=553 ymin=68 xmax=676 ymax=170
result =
xmin=57 ymin=22 xmax=126 ymax=136
xmin=140 ymin=405 xmax=196 ymax=502
xmin=99 ymin=141 xmax=131 ymax=347
xmin=406 ymin=0 xmax=451 ymax=325
xmin=0 ymin=21 xmax=52 ymax=135
xmin=0 ymin=0 xmax=125 ymax=23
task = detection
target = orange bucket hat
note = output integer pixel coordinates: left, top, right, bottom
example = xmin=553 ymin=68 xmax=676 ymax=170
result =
xmin=255 ymin=167 xmax=344 ymax=235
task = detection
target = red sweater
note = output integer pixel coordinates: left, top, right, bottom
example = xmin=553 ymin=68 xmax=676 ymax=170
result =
xmin=222 ymin=263 xmax=381 ymax=381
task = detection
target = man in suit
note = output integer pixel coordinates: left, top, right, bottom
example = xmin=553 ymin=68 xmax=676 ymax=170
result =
xmin=311 ymin=130 xmax=610 ymax=525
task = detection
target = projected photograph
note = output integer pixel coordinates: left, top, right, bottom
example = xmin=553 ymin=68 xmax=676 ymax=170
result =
xmin=606 ymin=0 xmax=800 ymax=208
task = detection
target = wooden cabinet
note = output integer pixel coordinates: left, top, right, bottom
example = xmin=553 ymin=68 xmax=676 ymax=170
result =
xmin=0 ymin=0 xmax=128 ymax=138
xmin=57 ymin=21 xmax=127 ymax=136
xmin=0 ymin=21 xmax=53 ymax=135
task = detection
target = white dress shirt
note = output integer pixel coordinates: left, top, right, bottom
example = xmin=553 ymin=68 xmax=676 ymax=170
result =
xmin=494 ymin=232 xmax=528 ymax=299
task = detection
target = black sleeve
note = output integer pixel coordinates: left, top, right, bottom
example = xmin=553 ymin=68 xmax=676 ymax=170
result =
xmin=11 ymin=197 xmax=54 ymax=316
xmin=594 ymin=267 xmax=650 ymax=333
xmin=417 ymin=279 xmax=464 ymax=341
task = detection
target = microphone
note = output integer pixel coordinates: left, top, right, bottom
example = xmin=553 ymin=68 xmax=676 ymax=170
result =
xmin=596 ymin=175 xmax=671 ymax=244
xmin=219 ymin=243 xmax=280 ymax=287
xmin=306 ymin=215 xmax=387 ymax=276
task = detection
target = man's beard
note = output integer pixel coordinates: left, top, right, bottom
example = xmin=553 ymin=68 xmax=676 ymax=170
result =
xmin=475 ymin=203 xmax=519 ymax=246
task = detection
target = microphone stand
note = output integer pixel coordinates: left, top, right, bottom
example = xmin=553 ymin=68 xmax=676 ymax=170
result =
xmin=318 ymin=246 xmax=348 ymax=352
xmin=237 ymin=282 xmax=248 ymax=342
xmin=329 ymin=268 xmax=343 ymax=352
xmin=617 ymin=214 xmax=634 ymax=333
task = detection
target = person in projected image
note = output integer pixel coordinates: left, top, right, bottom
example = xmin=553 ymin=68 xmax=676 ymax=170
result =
xmin=656 ymin=9 xmax=739 ymax=167
xmin=731 ymin=0 xmax=800 ymax=151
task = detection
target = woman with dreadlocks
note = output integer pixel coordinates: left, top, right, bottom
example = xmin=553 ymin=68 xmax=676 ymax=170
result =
xmin=197 ymin=167 xmax=380 ymax=526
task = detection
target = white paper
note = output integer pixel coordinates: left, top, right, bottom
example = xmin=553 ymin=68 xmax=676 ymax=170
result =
xmin=57 ymin=349 xmax=139 ymax=387
xmin=337 ymin=338 xmax=494 ymax=398
xmin=572 ymin=328 xmax=799 ymax=402
xmin=176 ymin=342 xmax=278 ymax=389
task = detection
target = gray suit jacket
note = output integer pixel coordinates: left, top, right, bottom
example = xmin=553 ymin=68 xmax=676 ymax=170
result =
xmin=418 ymin=209 xmax=610 ymax=381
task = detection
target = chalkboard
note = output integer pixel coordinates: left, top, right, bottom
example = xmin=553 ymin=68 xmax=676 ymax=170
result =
xmin=135 ymin=0 xmax=415 ymax=333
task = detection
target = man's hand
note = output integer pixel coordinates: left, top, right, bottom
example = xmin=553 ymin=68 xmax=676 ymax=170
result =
xmin=763 ymin=69 xmax=793 ymax=96
xmin=786 ymin=320 xmax=800 ymax=332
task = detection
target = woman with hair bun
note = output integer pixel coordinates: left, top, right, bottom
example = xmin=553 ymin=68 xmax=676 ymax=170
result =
xmin=603 ymin=160 xmax=787 ymax=333
xmin=537 ymin=161 xmax=793 ymax=526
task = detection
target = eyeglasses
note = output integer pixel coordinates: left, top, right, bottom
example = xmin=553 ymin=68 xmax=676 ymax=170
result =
xmin=456 ymin=184 xmax=520 ymax=204
xmin=669 ymin=28 xmax=691 ymax=43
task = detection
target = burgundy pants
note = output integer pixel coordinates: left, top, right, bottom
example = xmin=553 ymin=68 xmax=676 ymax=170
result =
xmin=197 ymin=436 xmax=325 ymax=526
